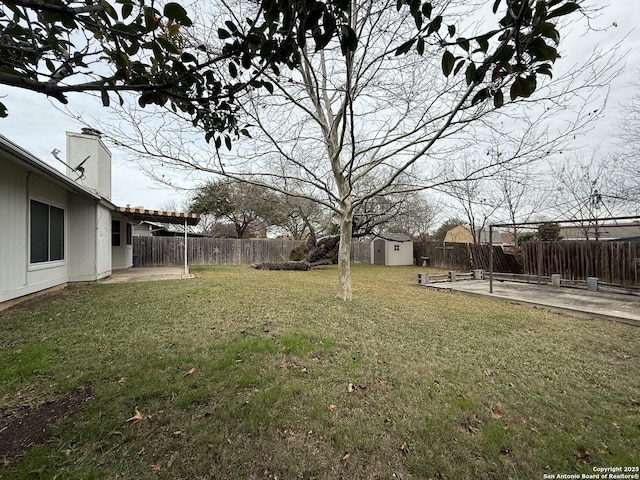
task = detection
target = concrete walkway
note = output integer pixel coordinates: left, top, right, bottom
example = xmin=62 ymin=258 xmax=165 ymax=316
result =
xmin=100 ymin=267 xmax=194 ymax=283
xmin=423 ymin=280 xmax=640 ymax=326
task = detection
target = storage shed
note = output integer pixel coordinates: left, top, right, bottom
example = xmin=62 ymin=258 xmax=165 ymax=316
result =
xmin=370 ymin=233 xmax=413 ymax=266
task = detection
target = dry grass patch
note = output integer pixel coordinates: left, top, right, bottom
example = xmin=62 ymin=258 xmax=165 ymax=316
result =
xmin=0 ymin=265 xmax=638 ymax=479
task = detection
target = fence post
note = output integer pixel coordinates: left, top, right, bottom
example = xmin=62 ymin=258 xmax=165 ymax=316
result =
xmin=587 ymin=277 xmax=598 ymax=292
xmin=537 ymin=242 xmax=543 ymax=285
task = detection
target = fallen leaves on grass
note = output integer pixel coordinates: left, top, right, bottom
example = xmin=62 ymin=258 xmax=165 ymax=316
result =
xmin=328 ymin=404 xmax=336 ymax=413
xmin=490 ymin=404 xmax=503 ymax=419
xmin=341 ymin=452 xmax=350 ymax=463
xmin=347 ymin=383 xmax=367 ymax=393
xmin=126 ymin=408 xmax=143 ymax=424
xmin=150 ymin=464 xmax=161 ymax=472
xmin=598 ymin=443 xmax=611 ymax=455
xmin=460 ymin=412 xmax=480 ymax=434
xmin=400 ymin=442 xmax=410 ymax=455
xmin=575 ymin=447 xmax=593 ymax=467
xmin=499 ymin=447 xmax=512 ymax=466
xmin=117 ymin=377 xmax=127 ymax=385
xmin=183 ymin=367 xmax=196 ymax=376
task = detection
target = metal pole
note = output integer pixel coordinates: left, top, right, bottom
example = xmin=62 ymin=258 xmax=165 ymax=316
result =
xmin=184 ymin=218 xmax=188 ymax=275
xmin=489 ymin=224 xmax=493 ymax=293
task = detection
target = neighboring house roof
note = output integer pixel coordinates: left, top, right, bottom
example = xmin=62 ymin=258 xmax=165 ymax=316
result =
xmin=138 ymin=220 xmax=205 ymax=236
xmin=477 ymin=229 xmax=504 ymax=244
xmin=445 ymin=225 xmax=505 ymax=244
xmin=559 ymin=223 xmax=640 ymax=241
xmin=500 ymin=232 xmax=515 ymax=245
xmin=0 ymin=134 xmax=105 ymax=203
xmin=444 ymin=225 xmax=473 ymax=243
xmin=376 ymin=233 xmax=412 ymax=242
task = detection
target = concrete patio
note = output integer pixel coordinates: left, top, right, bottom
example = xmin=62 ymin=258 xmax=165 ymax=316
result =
xmin=100 ymin=267 xmax=194 ymax=283
xmin=422 ymin=279 xmax=640 ymax=326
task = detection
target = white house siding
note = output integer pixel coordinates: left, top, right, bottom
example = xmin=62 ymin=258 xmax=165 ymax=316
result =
xmin=0 ymin=161 xmax=28 ymax=302
xmin=96 ymin=204 xmax=112 ymax=278
xmin=111 ymin=215 xmax=133 ymax=270
xmin=67 ymin=194 xmax=98 ymax=281
xmin=25 ymin=173 xmax=69 ymax=295
xmin=0 ymin=162 xmax=70 ymax=303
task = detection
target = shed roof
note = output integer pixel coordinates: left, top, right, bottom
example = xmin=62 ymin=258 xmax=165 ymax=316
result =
xmin=377 ymin=233 xmax=412 ymax=242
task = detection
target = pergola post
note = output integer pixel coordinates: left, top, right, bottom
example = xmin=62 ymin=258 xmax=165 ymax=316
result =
xmin=184 ymin=218 xmax=188 ymax=275
xmin=489 ymin=224 xmax=494 ymax=293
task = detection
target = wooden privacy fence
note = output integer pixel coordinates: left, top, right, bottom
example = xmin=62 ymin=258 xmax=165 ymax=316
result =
xmin=413 ymin=242 xmax=522 ymax=274
xmin=133 ymin=237 xmax=371 ymax=266
xmin=414 ymin=242 xmax=472 ymax=271
xmin=521 ymin=241 xmax=640 ymax=287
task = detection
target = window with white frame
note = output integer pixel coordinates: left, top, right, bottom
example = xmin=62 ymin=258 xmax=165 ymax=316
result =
xmin=30 ymin=199 xmax=64 ymax=263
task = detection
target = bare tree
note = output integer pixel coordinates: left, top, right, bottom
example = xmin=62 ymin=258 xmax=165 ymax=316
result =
xmin=493 ymin=166 xmax=552 ymax=242
xmin=436 ymin=158 xmax=501 ymax=244
xmin=615 ymin=84 xmax=640 ymax=200
xmin=549 ymin=153 xmax=632 ymax=238
xmin=381 ymin=193 xmax=439 ymax=241
xmin=100 ymin=0 xmax=618 ymax=299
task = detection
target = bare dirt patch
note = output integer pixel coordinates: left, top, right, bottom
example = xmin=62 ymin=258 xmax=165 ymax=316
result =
xmin=0 ymin=385 xmax=93 ymax=464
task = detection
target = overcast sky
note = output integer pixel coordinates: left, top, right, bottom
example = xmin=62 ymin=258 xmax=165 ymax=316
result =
xmin=0 ymin=0 xmax=638 ymax=211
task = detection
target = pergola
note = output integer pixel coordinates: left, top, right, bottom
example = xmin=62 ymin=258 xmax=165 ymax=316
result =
xmin=488 ymin=215 xmax=640 ymax=293
xmin=115 ymin=206 xmax=201 ymax=274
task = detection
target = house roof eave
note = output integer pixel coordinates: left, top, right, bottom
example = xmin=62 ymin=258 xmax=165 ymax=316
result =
xmin=0 ymin=134 xmax=102 ymax=201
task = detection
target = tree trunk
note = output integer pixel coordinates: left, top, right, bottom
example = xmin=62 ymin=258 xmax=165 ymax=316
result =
xmin=337 ymin=206 xmax=354 ymax=300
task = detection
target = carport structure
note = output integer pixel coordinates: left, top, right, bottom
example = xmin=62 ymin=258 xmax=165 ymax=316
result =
xmin=488 ymin=215 xmax=640 ymax=293
xmin=116 ymin=207 xmax=201 ymax=274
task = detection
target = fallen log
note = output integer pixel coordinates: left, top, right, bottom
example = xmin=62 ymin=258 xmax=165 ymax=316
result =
xmin=251 ymin=262 xmax=311 ymax=271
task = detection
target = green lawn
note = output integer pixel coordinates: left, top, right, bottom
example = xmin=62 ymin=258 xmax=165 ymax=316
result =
xmin=0 ymin=265 xmax=638 ymax=479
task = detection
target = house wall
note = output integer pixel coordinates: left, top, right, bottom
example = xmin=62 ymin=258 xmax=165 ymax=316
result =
xmin=133 ymin=223 xmax=152 ymax=237
xmin=111 ymin=215 xmax=133 ymax=270
xmin=67 ymin=194 xmax=99 ymax=281
xmin=0 ymin=160 xmax=29 ymax=302
xmin=444 ymin=225 xmax=474 ymax=244
xmin=0 ymin=162 xmax=69 ymax=303
xmin=96 ymin=204 xmax=112 ymax=278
